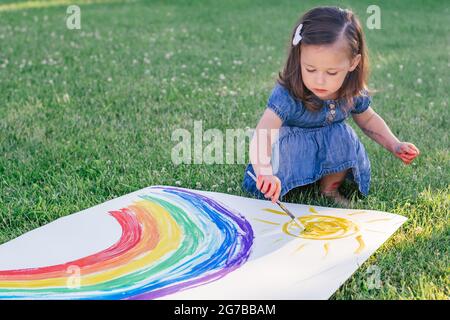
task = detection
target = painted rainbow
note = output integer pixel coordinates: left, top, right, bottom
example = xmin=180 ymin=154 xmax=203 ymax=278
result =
xmin=0 ymin=187 xmax=254 ymax=299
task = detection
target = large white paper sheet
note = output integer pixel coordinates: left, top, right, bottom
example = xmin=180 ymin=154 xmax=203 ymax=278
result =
xmin=0 ymin=186 xmax=406 ymax=299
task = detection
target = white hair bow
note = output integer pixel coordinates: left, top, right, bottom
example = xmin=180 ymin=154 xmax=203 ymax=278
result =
xmin=292 ymin=23 xmax=303 ymax=46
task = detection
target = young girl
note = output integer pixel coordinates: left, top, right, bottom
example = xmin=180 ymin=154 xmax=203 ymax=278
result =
xmin=242 ymin=6 xmax=420 ymax=206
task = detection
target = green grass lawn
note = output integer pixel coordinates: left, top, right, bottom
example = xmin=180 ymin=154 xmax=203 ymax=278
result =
xmin=0 ymin=0 xmax=448 ymax=299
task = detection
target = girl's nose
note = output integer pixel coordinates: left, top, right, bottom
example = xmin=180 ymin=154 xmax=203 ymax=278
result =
xmin=316 ymin=73 xmax=326 ymax=85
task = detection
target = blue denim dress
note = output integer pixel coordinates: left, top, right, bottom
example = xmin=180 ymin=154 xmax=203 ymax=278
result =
xmin=242 ymin=83 xmax=372 ymax=200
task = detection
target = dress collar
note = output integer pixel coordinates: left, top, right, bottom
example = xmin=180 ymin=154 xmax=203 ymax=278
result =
xmin=312 ymin=96 xmax=342 ymax=106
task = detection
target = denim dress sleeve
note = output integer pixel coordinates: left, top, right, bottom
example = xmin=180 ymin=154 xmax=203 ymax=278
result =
xmin=266 ymin=83 xmax=303 ymax=123
xmin=351 ymin=90 xmax=372 ymax=114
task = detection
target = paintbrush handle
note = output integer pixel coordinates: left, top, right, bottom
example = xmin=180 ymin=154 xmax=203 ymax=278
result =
xmin=246 ymin=170 xmax=258 ymax=183
xmin=275 ymin=201 xmax=295 ymax=220
xmin=247 ymin=170 xmax=282 ymax=204
xmin=246 ymin=170 xmax=305 ymax=230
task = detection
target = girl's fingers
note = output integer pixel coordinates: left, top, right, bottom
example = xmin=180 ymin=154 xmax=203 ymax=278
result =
xmin=269 ymin=183 xmax=279 ymax=201
xmin=256 ymin=176 xmax=282 ymax=200
xmin=397 ymin=144 xmax=408 ymax=153
xmin=401 ymin=143 xmax=419 ymax=156
xmin=405 ymin=150 xmax=419 ymax=157
xmin=395 ymin=145 xmax=408 ymax=155
xmin=261 ymin=181 xmax=269 ymax=194
xmin=266 ymin=182 xmax=277 ymax=198
xmin=401 ymin=156 xmax=413 ymax=164
xmin=395 ymin=144 xmax=419 ymax=160
xmin=264 ymin=183 xmax=273 ymax=198
xmin=401 ymin=153 xmax=416 ymax=160
xmin=401 ymin=156 xmax=415 ymax=163
xmin=395 ymin=153 xmax=408 ymax=160
xmin=405 ymin=144 xmax=415 ymax=154
xmin=407 ymin=142 xmax=420 ymax=154
xmin=272 ymin=184 xmax=281 ymax=203
xmin=410 ymin=145 xmax=420 ymax=155
xmin=258 ymin=179 xmax=264 ymax=191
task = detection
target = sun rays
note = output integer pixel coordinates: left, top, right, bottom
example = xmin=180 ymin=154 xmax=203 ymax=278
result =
xmin=255 ymin=206 xmax=392 ymax=257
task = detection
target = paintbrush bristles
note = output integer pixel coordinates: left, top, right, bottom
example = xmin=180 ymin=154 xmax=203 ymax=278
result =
xmin=276 ymin=201 xmax=306 ymax=231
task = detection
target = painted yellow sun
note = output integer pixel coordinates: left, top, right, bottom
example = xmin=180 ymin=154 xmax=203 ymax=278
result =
xmin=254 ymin=206 xmax=391 ymax=257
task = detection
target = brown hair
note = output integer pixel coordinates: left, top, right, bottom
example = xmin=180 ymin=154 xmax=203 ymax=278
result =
xmin=278 ymin=6 xmax=370 ymax=112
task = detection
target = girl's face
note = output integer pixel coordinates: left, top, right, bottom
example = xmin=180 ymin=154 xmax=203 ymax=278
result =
xmin=300 ymin=39 xmax=361 ymax=100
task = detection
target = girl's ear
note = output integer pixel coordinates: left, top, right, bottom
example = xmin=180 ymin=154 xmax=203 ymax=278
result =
xmin=349 ymin=54 xmax=361 ymax=72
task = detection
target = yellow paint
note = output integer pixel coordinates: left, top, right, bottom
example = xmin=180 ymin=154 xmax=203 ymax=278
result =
xmin=282 ymin=215 xmax=360 ymax=240
xmin=254 ymin=218 xmax=280 ymax=226
xmin=262 ymin=208 xmax=288 ymax=216
xmin=295 ymin=243 xmax=307 ymax=253
xmin=262 ymin=207 xmax=368 ymax=257
xmin=354 ymin=235 xmax=365 ymax=254
xmin=309 ymin=207 xmax=319 ymax=214
xmin=324 ymin=243 xmax=329 ymax=256
xmin=0 ymin=200 xmax=182 ymax=288
xmin=348 ymin=211 xmax=367 ymax=216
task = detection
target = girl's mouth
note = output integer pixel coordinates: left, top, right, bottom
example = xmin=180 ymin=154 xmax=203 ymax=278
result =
xmin=314 ymin=88 xmax=328 ymax=93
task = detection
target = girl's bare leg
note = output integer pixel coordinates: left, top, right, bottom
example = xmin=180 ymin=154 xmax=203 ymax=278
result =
xmin=319 ymin=169 xmax=351 ymax=206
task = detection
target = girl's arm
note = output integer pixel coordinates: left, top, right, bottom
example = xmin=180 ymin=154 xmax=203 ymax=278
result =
xmin=352 ymin=107 xmax=398 ymax=152
xmin=352 ymin=107 xmax=420 ymax=164
xmin=249 ymin=109 xmax=283 ymax=202
xmin=250 ymin=108 xmax=282 ymax=176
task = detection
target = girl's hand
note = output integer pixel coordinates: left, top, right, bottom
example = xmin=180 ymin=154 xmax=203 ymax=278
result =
xmin=256 ymin=175 xmax=282 ymax=203
xmin=393 ymin=142 xmax=420 ymax=165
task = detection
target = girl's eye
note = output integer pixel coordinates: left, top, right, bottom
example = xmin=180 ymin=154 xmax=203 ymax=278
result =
xmin=306 ymin=69 xmax=315 ymax=73
xmin=327 ymin=72 xmax=338 ymax=76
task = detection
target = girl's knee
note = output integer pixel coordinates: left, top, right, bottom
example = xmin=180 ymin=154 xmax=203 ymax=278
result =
xmin=320 ymin=169 xmax=349 ymax=192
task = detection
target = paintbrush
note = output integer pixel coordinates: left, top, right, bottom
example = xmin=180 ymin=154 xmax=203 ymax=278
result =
xmin=246 ymin=170 xmax=305 ymax=231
